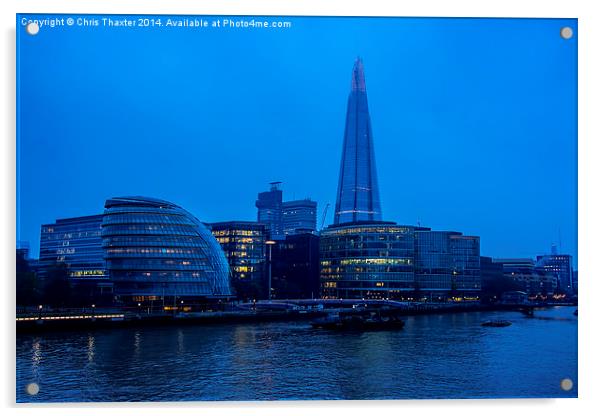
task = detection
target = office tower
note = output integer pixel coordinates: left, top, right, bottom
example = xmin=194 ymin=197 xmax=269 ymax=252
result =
xmin=271 ymin=232 xmax=320 ymax=299
xmin=536 ymin=250 xmax=574 ymax=295
xmin=38 ymin=214 xmax=111 ymax=299
xmin=334 ymin=57 xmax=382 ymax=225
xmin=282 ymin=199 xmax=317 ymax=235
xmin=256 ymin=182 xmax=284 ymax=240
xmin=320 ymin=223 xmax=416 ymax=299
xmin=209 ymin=221 xmax=268 ymax=300
xmin=413 ymin=230 xmax=480 ymax=300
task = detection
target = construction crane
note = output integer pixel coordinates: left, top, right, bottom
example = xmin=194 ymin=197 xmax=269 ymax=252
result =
xmin=320 ymin=203 xmax=330 ymax=230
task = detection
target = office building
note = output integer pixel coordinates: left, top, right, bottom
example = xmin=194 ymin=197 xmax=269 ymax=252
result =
xmin=320 ymin=59 xmax=482 ymax=301
xmin=334 ymin=57 xmax=382 ymax=225
xmin=272 ymin=232 xmax=320 ymax=299
xmin=282 ymin=199 xmax=317 ymax=235
xmin=209 ymin=221 xmax=268 ymax=300
xmin=38 ymin=214 xmax=112 ymax=296
xmin=413 ymin=230 xmax=481 ymax=300
xmin=536 ymin=250 xmax=574 ymax=295
xmin=102 ymin=196 xmax=232 ymax=303
xmin=449 ymin=234 xmax=481 ymax=295
xmin=320 ymin=222 xmax=416 ymax=299
xmin=493 ymin=258 xmax=557 ymax=296
xmin=256 ymin=182 xmax=284 ymax=240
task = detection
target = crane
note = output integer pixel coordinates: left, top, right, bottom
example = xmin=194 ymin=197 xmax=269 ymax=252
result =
xmin=320 ymin=203 xmax=330 ymax=230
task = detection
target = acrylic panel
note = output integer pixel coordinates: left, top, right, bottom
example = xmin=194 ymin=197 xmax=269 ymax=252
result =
xmin=16 ymin=14 xmax=578 ymax=402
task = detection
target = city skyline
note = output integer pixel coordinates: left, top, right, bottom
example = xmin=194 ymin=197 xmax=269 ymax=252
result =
xmin=17 ymin=16 xmax=577 ymax=263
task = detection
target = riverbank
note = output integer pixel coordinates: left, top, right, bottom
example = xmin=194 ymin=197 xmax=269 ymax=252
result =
xmin=15 ymin=301 xmax=577 ymax=334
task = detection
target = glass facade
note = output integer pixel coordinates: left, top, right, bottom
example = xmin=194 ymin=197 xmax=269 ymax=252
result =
xmin=209 ymin=221 xmax=267 ymax=300
xmin=449 ymin=234 xmax=481 ymax=294
xmin=282 ymin=199 xmax=317 ymax=236
xmin=320 ymin=226 xmax=482 ymax=300
xmin=39 ymin=215 xmax=109 ymax=283
xmin=535 ymin=254 xmax=574 ymax=295
xmin=414 ymin=231 xmax=453 ymax=292
xmin=102 ymin=196 xmax=232 ymax=300
xmin=334 ymin=58 xmax=382 ymax=225
xmin=320 ymin=222 xmax=415 ymax=299
xmin=255 ymin=182 xmax=284 ymax=240
xmin=414 ymin=231 xmax=481 ymax=297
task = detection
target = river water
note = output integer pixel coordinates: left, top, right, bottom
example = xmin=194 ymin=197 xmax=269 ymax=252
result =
xmin=16 ymin=306 xmax=577 ymax=402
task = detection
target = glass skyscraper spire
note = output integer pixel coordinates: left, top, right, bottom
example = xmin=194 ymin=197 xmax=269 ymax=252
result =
xmin=334 ymin=57 xmax=382 ymax=225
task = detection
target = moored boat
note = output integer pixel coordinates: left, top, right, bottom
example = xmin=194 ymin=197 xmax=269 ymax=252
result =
xmin=311 ymin=309 xmax=405 ymax=331
xmin=481 ymin=320 xmax=512 ymax=327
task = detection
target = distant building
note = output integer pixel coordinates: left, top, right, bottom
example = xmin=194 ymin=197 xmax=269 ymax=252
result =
xmin=282 ymin=199 xmax=317 ymax=236
xmin=572 ymin=270 xmax=578 ymax=294
xmin=210 ymin=221 xmax=267 ymax=300
xmin=493 ymin=258 xmax=556 ymax=296
xmin=500 ymin=290 xmax=529 ymax=304
xmin=536 ymin=251 xmax=574 ymax=295
xmin=272 ymin=232 xmax=320 ymax=299
xmin=102 ymin=196 xmax=232 ymax=303
xmin=38 ymin=214 xmax=112 ymax=296
xmin=480 ymin=256 xmax=504 ymax=281
xmin=16 ymin=241 xmax=31 ymax=262
xmin=256 ymin=182 xmax=284 ymax=240
xmin=414 ymin=230 xmax=481 ymax=300
xmin=479 ymin=256 xmax=512 ymax=301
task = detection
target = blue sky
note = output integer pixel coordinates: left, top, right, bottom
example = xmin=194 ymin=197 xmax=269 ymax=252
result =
xmin=17 ymin=15 xmax=577 ymax=263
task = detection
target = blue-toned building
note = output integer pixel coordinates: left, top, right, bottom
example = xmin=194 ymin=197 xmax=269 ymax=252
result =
xmin=493 ymin=258 xmax=557 ymax=297
xmin=272 ymin=232 xmax=320 ymax=299
xmin=38 ymin=214 xmax=112 ymax=296
xmin=101 ymin=196 xmax=232 ymax=303
xmin=320 ymin=222 xmax=416 ymax=299
xmin=209 ymin=221 xmax=267 ymax=300
xmin=282 ymin=199 xmax=317 ymax=236
xmin=334 ymin=57 xmax=382 ymax=225
xmin=256 ymin=182 xmax=284 ymax=240
xmin=536 ymin=248 xmax=574 ymax=295
xmin=320 ymin=59 xmax=481 ymax=301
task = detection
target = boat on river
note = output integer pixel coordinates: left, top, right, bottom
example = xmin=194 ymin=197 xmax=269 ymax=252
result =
xmin=481 ymin=320 xmax=512 ymax=327
xmin=311 ymin=309 xmax=405 ymax=331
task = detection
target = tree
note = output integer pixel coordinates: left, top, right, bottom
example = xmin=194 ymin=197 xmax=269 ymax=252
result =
xmin=42 ymin=262 xmax=73 ymax=307
xmin=16 ymin=251 xmax=39 ymax=306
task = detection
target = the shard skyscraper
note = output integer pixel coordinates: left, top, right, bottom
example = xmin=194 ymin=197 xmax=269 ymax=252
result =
xmin=333 ymin=58 xmax=382 ymax=225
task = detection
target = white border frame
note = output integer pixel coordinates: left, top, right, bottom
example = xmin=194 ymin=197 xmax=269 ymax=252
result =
xmin=2 ymin=1 xmax=600 ymax=415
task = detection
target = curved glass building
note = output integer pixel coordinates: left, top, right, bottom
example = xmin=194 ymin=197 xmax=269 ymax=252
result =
xmin=101 ymin=196 xmax=232 ymax=302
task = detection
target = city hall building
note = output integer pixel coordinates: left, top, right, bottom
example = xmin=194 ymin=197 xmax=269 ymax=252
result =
xmin=38 ymin=196 xmax=233 ymax=304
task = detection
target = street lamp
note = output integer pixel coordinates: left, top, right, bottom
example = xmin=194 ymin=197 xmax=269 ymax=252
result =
xmin=266 ymin=240 xmax=276 ymax=300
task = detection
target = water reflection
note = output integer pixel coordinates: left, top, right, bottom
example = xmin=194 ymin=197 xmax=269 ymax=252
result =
xmin=87 ymin=335 xmax=95 ymax=362
xmin=16 ymin=306 xmax=577 ymax=402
